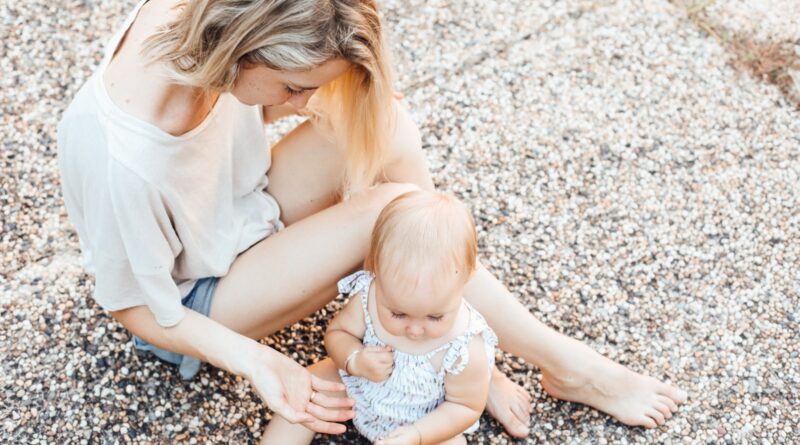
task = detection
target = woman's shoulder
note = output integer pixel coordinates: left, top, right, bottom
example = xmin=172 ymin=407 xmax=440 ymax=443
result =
xmin=103 ymin=0 xmax=209 ymax=137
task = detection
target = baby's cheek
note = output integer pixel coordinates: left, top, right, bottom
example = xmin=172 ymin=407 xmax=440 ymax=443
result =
xmin=426 ymin=322 xmax=452 ymax=338
xmin=378 ymin=315 xmax=405 ymax=337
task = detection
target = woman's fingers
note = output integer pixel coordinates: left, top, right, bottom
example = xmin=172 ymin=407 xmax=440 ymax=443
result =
xmin=310 ymin=374 xmax=346 ymax=393
xmin=309 ymin=391 xmax=355 ymax=409
xmin=306 ymin=402 xmax=356 ymax=423
xmin=300 ymin=418 xmax=348 ymax=435
xmin=270 ymin=397 xmax=315 ymax=424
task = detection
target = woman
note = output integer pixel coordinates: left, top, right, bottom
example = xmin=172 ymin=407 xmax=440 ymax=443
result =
xmin=57 ymin=0 xmax=687 ymax=437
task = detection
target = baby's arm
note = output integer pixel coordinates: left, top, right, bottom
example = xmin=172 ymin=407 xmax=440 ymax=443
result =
xmin=378 ymin=334 xmax=491 ymax=445
xmin=324 ymin=293 xmax=394 ymax=382
xmin=324 ymin=293 xmax=367 ymax=369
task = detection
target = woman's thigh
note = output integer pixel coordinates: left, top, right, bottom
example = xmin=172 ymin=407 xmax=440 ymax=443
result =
xmin=266 ymin=120 xmax=345 ymax=226
xmin=209 ymin=181 xmax=417 ymax=339
xmin=266 ymin=99 xmax=432 ymax=227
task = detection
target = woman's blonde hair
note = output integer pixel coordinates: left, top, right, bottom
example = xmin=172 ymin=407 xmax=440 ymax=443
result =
xmin=144 ymin=0 xmax=394 ymax=194
xmin=365 ymin=191 xmax=478 ymax=286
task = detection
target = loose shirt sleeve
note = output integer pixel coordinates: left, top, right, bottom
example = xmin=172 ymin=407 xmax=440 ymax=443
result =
xmin=90 ymin=159 xmax=186 ymax=327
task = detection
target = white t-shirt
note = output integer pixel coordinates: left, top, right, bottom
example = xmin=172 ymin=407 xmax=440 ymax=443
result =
xmin=57 ymin=0 xmax=283 ymax=327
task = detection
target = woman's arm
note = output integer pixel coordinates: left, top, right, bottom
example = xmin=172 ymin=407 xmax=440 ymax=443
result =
xmin=112 ymin=305 xmax=354 ymax=434
xmin=376 ymin=335 xmax=491 ymax=445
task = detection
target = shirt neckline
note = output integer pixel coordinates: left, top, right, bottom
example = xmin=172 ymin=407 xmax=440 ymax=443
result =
xmin=93 ymin=0 xmax=226 ymax=142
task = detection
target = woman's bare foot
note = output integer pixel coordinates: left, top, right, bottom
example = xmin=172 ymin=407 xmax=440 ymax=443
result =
xmin=486 ymin=368 xmax=532 ymax=437
xmin=540 ymin=349 xmax=688 ymax=428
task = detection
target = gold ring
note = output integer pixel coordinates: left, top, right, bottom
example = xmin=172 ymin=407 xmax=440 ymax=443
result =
xmin=310 ymin=390 xmax=317 ymax=402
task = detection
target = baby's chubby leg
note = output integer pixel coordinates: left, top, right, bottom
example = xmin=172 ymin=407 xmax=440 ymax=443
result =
xmin=260 ymin=358 xmax=348 ymax=445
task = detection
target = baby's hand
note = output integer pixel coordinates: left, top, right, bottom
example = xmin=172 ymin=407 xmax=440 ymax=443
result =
xmin=375 ymin=425 xmax=421 ymax=445
xmin=350 ymin=345 xmax=394 ymax=382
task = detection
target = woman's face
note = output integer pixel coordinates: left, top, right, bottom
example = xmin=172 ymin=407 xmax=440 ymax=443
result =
xmin=231 ymin=58 xmax=352 ymax=108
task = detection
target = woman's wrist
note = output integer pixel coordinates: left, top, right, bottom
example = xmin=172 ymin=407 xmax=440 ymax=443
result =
xmin=224 ymin=336 xmax=275 ymax=379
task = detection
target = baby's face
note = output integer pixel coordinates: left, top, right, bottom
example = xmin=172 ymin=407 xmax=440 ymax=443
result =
xmin=374 ymin=269 xmax=466 ymax=342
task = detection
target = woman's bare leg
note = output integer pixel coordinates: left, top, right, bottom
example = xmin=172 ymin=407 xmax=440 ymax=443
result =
xmin=464 ymin=265 xmax=687 ymax=428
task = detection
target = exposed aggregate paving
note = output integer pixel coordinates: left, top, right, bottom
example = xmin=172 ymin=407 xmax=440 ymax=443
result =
xmin=2 ymin=0 xmax=798 ymax=443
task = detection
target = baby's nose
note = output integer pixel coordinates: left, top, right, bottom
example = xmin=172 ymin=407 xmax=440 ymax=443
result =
xmin=407 ymin=324 xmax=424 ymax=336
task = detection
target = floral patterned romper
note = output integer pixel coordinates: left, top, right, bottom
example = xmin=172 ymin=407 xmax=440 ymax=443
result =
xmin=336 ymin=271 xmax=498 ymax=442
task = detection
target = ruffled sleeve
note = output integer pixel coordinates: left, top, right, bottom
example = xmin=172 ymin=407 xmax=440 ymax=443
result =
xmin=337 ymin=270 xmax=374 ymax=296
xmin=441 ymin=341 xmax=471 ymax=375
xmin=441 ymin=307 xmax=498 ymax=376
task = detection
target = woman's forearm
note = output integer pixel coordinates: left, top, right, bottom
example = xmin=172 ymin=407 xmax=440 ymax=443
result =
xmin=111 ymin=305 xmax=266 ymax=378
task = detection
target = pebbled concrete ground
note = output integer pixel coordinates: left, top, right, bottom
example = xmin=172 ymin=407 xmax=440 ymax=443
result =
xmin=2 ymin=0 xmax=798 ymax=443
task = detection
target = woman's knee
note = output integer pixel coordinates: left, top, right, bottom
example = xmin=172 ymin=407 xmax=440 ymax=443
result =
xmin=383 ymin=99 xmax=434 ymax=189
xmin=366 ymin=182 xmax=420 ymax=209
xmin=390 ymin=99 xmax=423 ymax=161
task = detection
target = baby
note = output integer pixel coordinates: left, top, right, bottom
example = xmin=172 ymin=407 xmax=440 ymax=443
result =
xmin=261 ymin=190 xmax=497 ymax=445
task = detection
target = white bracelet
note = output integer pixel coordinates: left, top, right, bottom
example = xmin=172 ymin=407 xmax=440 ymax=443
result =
xmin=344 ymin=349 xmax=361 ymax=374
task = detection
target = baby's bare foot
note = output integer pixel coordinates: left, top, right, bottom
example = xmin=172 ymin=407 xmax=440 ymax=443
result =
xmin=541 ymin=351 xmax=687 ymax=428
xmin=486 ymin=368 xmax=532 ymax=437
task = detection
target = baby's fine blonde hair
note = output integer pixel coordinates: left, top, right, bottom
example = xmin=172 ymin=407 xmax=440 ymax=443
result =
xmin=143 ymin=0 xmax=394 ymax=194
xmin=365 ymin=191 xmax=478 ymax=285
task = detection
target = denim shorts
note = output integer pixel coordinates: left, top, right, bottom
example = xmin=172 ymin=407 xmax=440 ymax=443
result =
xmin=132 ymin=277 xmax=219 ymax=380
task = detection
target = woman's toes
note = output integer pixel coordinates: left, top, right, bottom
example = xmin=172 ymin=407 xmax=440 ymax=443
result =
xmin=655 ymin=401 xmax=672 ymax=419
xmin=646 ymin=409 xmax=665 ymax=426
xmin=510 ymin=402 xmax=531 ymax=427
xmin=659 ymin=384 xmax=688 ymax=403
xmin=518 ymin=386 xmax=532 ymax=403
xmin=658 ymin=395 xmax=679 ymax=413
xmin=518 ymin=394 xmax=532 ymax=411
xmin=505 ymin=414 xmax=530 ymax=438
xmin=639 ymin=415 xmax=657 ymax=428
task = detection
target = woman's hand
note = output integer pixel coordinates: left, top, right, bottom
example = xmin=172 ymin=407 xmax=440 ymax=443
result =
xmin=376 ymin=425 xmax=422 ymax=445
xmin=247 ymin=345 xmax=355 ymax=434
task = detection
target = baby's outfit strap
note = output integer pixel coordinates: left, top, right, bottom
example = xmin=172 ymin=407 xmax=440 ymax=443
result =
xmin=337 ymin=270 xmax=373 ymax=296
xmin=439 ymin=304 xmax=498 ymax=376
xmin=440 ymin=340 xmax=471 ymax=375
xmin=337 ymin=270 xmax=375 ymax=333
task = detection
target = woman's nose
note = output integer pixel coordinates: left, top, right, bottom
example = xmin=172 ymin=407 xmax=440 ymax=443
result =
xmin=287 ymin=89 xmax=315 ymax=108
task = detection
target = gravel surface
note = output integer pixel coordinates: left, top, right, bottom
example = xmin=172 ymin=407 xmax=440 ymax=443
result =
xmin=704 ymin=0 xmax=800 ymax=43
xmin=2 ymin=0 xmax=798 ymax=443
